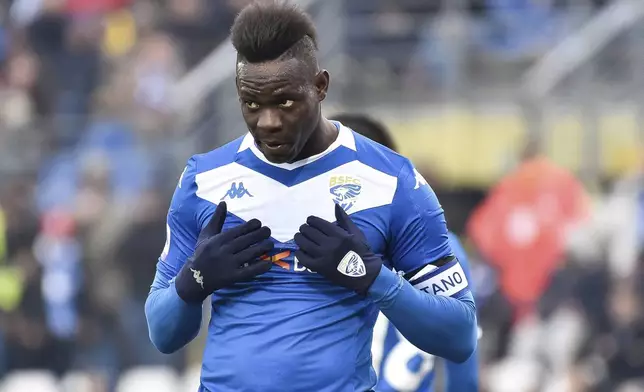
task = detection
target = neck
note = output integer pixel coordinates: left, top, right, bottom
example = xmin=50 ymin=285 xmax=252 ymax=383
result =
xmin=291 ymin=117 xmax=338 ymax=163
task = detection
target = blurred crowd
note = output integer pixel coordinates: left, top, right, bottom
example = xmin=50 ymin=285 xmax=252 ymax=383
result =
xmin=0 ymin=0 xmax=254 ymax=389
xmin=0 ymin=0 xmax=640 ymax=391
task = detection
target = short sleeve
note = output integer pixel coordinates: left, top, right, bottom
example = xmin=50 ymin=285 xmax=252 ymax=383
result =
xmin=387 ymin=160 xmax=452 ymax=274
xmin=151 ymin=157 xmax=201 ymax=290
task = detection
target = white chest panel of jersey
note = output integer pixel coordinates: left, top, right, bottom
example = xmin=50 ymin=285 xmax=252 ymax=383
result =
xmin=194 ymin=160 xmax=397 ymax=243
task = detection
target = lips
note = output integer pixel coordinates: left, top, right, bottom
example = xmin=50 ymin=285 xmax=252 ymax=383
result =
xmin=261 ymin=141 xmax=292 ymax=151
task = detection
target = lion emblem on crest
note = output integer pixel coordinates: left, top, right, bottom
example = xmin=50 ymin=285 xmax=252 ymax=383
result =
xmin=329 ymin=175 xmax=362 ymax=212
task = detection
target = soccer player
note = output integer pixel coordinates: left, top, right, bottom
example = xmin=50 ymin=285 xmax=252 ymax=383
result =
xmin=145 ymin=3 xmax=477 ymax=392
xmin=330 ymin=114 xmax=479 ymax=392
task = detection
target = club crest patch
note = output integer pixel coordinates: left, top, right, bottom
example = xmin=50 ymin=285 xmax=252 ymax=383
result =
xmin=329 ymin=175 xmax=362 ymax=212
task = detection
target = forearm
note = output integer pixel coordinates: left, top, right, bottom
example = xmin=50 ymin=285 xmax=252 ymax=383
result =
xmin=445 ymin=353 xmax=479 ymax=392
xmin=367 ymin=266 xmax=477 ymax=363
xmin=145 ymin=273 xmax=203 ymax=354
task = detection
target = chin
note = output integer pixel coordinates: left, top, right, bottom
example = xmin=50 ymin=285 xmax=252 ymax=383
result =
xmin=264 ymin=155 xmax=290 ymax=164
xmin=261 ymin=149 xmax=294 ymax=164
xmin=260 ymin=144 xmax=301 ymax=164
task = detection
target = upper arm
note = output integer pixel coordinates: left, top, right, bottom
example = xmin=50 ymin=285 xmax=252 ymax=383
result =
xmin=387 ymin=161 xmax=470 ymax=299
xmin=447 ymin=231 xmax=475 ymax=294
xmin=151 ymin=157 xmax=202 ymax=291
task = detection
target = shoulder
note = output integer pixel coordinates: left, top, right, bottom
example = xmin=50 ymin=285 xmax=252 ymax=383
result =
xmin=171 ymin=135 xmax=245 ymax=210
xmin=190 ymin=135 xmax=246 ymax=175
xmin=345 ymin=128 xmax=435 ymax=210
xmin=350 ymin=130 xmax=425 ymax=193
xmin=351 ymin=130 xmax=409 ymax=178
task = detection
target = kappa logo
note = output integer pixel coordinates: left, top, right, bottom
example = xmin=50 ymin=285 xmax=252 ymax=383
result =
xmin=413 ymin=168 xmax=428 ymax=190
xmin=221 ymin=182 xmax=253 ymax=200
xmin=178 ymin=166 xmax=187 ymax=189
xmin=160 ymin=224 xmax=171 ymax=261
xmin=337 ymin=251 xmax=366 ymax=278
xmin=329 ymin=175 xmax=362 ymax=212
xmin=190 ymin=268 xmax=204 ymax=289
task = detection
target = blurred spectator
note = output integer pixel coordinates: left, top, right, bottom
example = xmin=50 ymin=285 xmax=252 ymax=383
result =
xmin=567 ymin=168 xmax=644 ymax=281
xmin=160 ymin=0 xmax=237 ymax=69
xmin=132 ymin=30 xmax=183 ymax=115
xmin=468 ymin=155 xmax=590 ymax=318
xmin=0 ymin=50 xmax=37 ymax=129
xmin=114 ymin=189 xmax=183 ymax=369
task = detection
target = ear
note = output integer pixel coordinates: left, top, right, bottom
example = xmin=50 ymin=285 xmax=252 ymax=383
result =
xmin=314 ymin=69 xmax=330 ymax=102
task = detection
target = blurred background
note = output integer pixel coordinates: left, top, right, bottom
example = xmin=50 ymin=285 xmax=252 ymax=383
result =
xmin=0 ymin=0 xmax=643 ymax=391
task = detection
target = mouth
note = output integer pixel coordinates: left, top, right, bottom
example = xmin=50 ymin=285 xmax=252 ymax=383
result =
xmin=260 ymin=141 xmax=292 ymax=153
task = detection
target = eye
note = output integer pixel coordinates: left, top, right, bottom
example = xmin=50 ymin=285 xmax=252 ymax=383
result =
xmin=278 ymin=100 xmax=294 ymax=108
xmin=245 ymin=101 xmax=260 ymax=109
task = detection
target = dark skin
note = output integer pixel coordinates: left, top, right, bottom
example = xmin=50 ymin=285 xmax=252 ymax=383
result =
xmin=236 ymin=56 xmax=338 ymax=164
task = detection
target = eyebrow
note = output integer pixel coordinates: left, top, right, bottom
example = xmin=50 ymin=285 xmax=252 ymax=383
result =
xmin=239 ymin=86 xmax=303 ymax=98
xmin=271 ymin=87 xmax=303 ymax=96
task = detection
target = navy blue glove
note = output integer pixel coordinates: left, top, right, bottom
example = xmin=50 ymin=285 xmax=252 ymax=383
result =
xmin=294 ymin=204 xmax=383 ymax=295
xmin=175 ymin=201 xmax=274 ymax=303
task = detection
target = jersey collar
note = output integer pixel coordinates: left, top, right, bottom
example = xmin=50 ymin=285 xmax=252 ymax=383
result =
xmin=237 ymin=121 xmax=356 ymax=170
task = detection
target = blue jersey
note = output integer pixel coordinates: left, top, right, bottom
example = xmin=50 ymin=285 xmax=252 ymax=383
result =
xmin=149 ymin=123 xmax=473 ymax=392
xmin=373 ymin=233 xmax=478 ymax=392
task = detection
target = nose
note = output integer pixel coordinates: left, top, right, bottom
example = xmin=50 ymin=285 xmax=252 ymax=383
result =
xmin=256 ymin=108 xmax=282 ymax=133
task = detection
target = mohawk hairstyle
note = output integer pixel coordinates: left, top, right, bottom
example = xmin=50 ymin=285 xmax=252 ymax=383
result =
xmin=330 ymin=114 xmax=398 ymax=152
xmin=231 ymin=1 xmax=318 ymax=64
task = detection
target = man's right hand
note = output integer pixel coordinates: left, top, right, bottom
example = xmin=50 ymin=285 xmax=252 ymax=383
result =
xmin=175 ymin=201 xmax=274 ymax=303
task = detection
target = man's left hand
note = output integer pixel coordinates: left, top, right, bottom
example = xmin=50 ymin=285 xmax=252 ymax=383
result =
xmin=294 ymin=204 xmax=383 ymax=294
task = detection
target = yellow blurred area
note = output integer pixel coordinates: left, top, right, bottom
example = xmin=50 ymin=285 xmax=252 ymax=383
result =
xmin=0 ymin=207 xmax=22 ymax=313
xmin=102 ymin=10 xmax=137 ymax=57
xmin=392 ymin=107 xmax=641 ymax=186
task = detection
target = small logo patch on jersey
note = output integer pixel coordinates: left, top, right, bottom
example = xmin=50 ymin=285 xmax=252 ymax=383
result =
xmin=337 ymin=251 xmax=366 ymax=277
xmin=329 ymin=175 xmax=362 ymax=212
xmin=190 ymin=268 xmax=204 ymax=289
xmin=178 ymin=166 xmax=187 ymax=188
xmin=221 ymin=182 xmax=253 ymax=200
xmin=413 ymin=168 xmax=428 ymax=190
xmin=160 ymin=224 xmax=171 ymax=261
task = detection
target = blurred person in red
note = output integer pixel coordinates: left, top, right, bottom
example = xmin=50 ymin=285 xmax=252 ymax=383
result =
xmin=467 ymin=144 xmax=590 ymax=320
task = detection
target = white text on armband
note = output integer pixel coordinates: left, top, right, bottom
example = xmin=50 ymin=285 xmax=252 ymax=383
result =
xmin=412 ymin=262 xmax=468 ymax=297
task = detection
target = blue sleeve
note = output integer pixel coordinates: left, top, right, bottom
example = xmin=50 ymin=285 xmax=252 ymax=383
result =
xmin=445 ymin=352 xmax=479 ymax=392
xmin=369 ymin=161 xmax=477 ymax=363
xmin=387 ymin=162 xmax=451 ymax=273
xmin=444 ymin=232 xmax=480 ymax=391
xmin=145 ymin=157 xmax=205 ymax=354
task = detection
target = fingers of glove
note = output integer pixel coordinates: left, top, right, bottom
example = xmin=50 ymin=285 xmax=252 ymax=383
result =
xmin=306 ymin=215 xmax=345 ymax=237
xmin=299 ymin=224 xmax=328 ymax=245
xmin=201 ymin=202 xmax=228 ymax=238
xmin=293 ymin=249 xmax=319 ymax=271
xmin=233 ymin=239 xmax=275 ymax=266
xmin=293 ymin=233 xmax=324 ymax=258
xmin=228 ymin=226 xmax=272 ymax=254
xmin=219 ymin=219 xmax=263 ymax=242
xmin=334 ymin=203 xmax=364 ymax=239
xmin=236 ymin=260 xmax=272 ymax=281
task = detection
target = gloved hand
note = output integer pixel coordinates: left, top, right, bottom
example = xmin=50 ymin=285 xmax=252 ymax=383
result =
xmin=294 ymin=203 xmax=383 ymax=295
xmin=175 ymin=201 xmax=274 ymax=303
